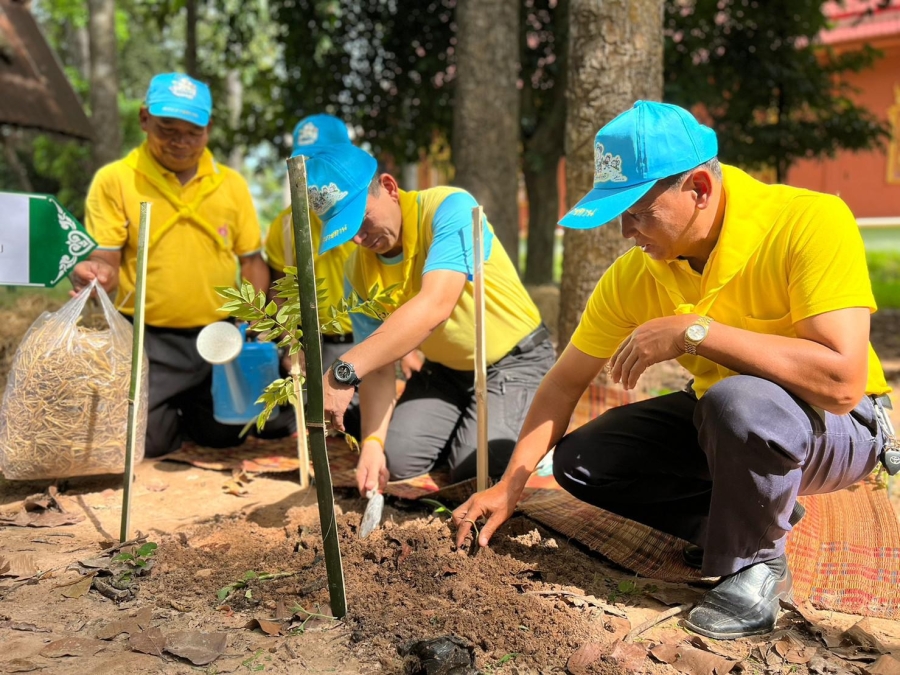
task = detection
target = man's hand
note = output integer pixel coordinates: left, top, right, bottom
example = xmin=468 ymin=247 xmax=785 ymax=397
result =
xmin=608 ymin=314 xmax=695 ymax=390
xmin=451 ymin=481 xmax=522 ymax=549
xmin=400 ymin=350 xmax=424 ymax=379
xmin=323 ymin=369 xmax=355 ymax=432
xmin=70 ymin=251 xmax=120 ymax=296
xmin=356 ymin=441 xmax=389 ymax=495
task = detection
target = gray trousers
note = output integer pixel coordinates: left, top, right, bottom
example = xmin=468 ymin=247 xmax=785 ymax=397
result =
xmin=385 ymin=340 xmax=556 ymax=483
xmin=144 ymin=325 xmax=294 ymax=458
xmin=553 ymin=375 xmax=883 ymax=577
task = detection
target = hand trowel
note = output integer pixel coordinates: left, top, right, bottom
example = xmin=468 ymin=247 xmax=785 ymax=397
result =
xmin=359 ymin=489 xmax=384 ymax=539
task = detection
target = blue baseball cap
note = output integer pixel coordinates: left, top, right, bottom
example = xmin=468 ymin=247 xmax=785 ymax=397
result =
xmin=306 ymin=145 xmax=378 ymax=254
xmin=560 ymin=101 xmax=718 ymax=229
xmin=291 ymin=114 xmax=352 ymax=157
xmin=145 ymin=73 xmax=213 ymax=127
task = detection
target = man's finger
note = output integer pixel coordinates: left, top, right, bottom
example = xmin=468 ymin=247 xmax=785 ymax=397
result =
xmin=479 ymin=513 xmax=505 ymax=547
xmin=620 ymin=350 xmax=642 ymax=390
xmin=331 ymin=412 xmax=345 ymax=432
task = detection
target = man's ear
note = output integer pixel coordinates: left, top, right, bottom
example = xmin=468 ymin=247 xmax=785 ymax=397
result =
xmin=139 ymin=106 xmax=151 ymax=133
xmin=688 ymin=169 xmax=714 ymax=210
xmin=381 ymin=173 xmax=401 ymax=202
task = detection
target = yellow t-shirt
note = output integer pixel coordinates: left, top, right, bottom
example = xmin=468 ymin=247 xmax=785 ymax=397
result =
xmin=264 ymin=207 xmax=354 ymax=336
xmin=572 ymin=164 xmax=890 ymax=398
xmin=345 ymin=187 xmax=542 ymax=370
xmin=85 ymin=142 xmax=262 ymax=328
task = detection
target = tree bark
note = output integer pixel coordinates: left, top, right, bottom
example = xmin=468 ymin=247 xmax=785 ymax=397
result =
xmin=453 ymin=0 xmax=521 ymax=269
xmin=226 ymin=69 xmax=244 ymax=169
xmin=523 ymin=0 xmax=567 ymax=287
xmin=87 ymin=0 xmax=121 ymax=170
xmin=557 ymin=0 xmax=664 ymax=350
xmin=185 ymin=0 xmax=198 ymax=78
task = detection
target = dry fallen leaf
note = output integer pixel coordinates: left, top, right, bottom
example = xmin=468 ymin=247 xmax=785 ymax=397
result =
xmin=602 ymin=616 xmax=632 ymax=642
xmin=96 ymin=618 xmax=143 ymax=640
xmin=650 ymin=643 xmax=738 ymax=675
xmin=245 ymin=618 xmax=284 ymax=637
xmin=59 ymin=574 xmax=97 ymax=599
xmin=129 ymin=627 xmax=166 ymax=657
xmin=866 ymin=654 xmax=900 ymax=675
xmin=844 ymin=619 xmax=889 ymax=654
xmin=1 ymin=658 xmax=41 ymax=673
xmin=0 ymin=554 xmax=39 ymax=578
xmin=164 ymin=631 xmax=228 ymax=666
xmin=0 ymin=511 xmax=84 ymax=528
xmin=567 ymin=642 xmax=604 ymax=675
xmin=40 ymin=637 xmax=106 ymax=658
xmin=647 ymin=586 xmax=705 ymax=607
xmin=609 ymin=641 xmax=648 ymax=673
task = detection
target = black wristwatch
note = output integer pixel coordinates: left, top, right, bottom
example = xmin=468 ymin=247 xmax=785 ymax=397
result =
xmin=331 ymin=359 xmax=361 ymax=386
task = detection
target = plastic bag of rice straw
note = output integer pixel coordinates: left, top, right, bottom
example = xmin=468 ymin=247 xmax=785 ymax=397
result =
xmin=0 ymin=281 xmax=148 ymax=479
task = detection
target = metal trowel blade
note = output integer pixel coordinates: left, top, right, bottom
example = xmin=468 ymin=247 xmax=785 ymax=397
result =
xmin=359 ymin=489 xmax=384 ymax=539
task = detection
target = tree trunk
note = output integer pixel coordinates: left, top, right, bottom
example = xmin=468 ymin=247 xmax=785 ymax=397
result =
xmin=557 ymin=0 xmax=664 ymax=350
xmin=522 ymin=158 xmax=560 ymax=286
xmin=87 ymin=0 xmax=120 ymax=170
xmin=453 ymin=0 xmax=521 ymax=269
xmin=185 ymin=0 xmax=198 ymax=78
xmin=226 ymin=69 xmax=244 ymax=169
xmin=522 ymin=0 xmax=568 ymax=286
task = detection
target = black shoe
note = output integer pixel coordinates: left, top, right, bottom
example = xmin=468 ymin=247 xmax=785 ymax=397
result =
xmin=681 ymin=501 xmax=806 ymax=570
xmin=684 ymin=554 xmax=792 ymax=640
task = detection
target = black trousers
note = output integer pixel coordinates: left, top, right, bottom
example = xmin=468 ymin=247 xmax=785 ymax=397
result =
xmin=552 ymin=375 xmax=882 ymax=576
xmin=143 ymin=325 xmax=294 ymax=458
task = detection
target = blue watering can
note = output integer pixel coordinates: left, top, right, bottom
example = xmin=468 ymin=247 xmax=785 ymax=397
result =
xmin=196 ymin=322 xmax=281 ymax=425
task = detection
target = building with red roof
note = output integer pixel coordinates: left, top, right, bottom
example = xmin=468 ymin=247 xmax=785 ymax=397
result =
xmin=787 ymin=0 xmax=900 ymax=223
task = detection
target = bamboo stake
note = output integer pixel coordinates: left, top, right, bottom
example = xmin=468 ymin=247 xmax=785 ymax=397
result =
xmin=286 ymin=154 xmax=347 ymax=618
xmin=120 ymin=201 xmax=150 ymax=543
xmin=472 ymin=206 xmax=489 ymax=493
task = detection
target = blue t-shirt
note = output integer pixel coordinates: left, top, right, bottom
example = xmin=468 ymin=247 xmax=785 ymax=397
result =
xmin=348 ymin=191 xmax=494 ymax=341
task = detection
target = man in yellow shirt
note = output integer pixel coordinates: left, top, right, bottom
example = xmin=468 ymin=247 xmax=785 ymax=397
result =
xmin=71 ymin=72 xmax=278 ymax=457
xmin=453 ymin=101 xmax=890 ymax=640
xmin=306 ymin=145 xmax=554 ymax=493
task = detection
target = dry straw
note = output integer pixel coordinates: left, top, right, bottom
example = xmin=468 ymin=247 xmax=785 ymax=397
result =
xmin=0 ymin=282 xmax=147 ymax=480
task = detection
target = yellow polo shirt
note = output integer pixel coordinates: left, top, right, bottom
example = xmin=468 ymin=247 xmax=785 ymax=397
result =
xmin=572 ymin=165 xmax=889 ymax=398
xmin=85 ymin=143 xmax=262 ymax=328
xmin=264 ymin=207 xmax=354 ymax=336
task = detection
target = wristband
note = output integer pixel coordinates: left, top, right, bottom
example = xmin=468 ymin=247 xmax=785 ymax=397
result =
xmin=363 ymin=435 xmax=385 ymax=451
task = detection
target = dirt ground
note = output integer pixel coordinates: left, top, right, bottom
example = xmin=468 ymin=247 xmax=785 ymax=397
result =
xmin=1 ymin=295 xmax=899 ymax=674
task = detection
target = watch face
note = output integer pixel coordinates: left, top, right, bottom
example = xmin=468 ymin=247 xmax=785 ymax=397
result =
xmin=334 ymin=363 xmax=352 ymax=382
xmin=686 ymin=324 xmax=707 ymax=342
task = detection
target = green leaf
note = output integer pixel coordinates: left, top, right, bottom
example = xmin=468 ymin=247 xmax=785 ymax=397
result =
xmin=136 ymin=542 xmax=158 ymax=557
xmin=265 ymin=300 xmax=278 ymax=316
xmin=243 ymin=570 xmax=259 ymax=581
xmin=254 ymin=319 xmax=276 ymax=331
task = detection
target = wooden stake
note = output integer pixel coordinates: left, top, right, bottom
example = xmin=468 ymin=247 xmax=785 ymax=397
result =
xmin=286 ymin=154 xmax=347 ymax=617
xmin=120 ymin=201 xmax=150 ymax=542
xmin=472 ymin=206 xmax=489 ymax=493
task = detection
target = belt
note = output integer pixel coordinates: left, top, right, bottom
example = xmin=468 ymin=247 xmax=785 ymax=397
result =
xmin=322 ymin=332 xmax=354 ymax=344
xmin=509 ymin=323 xmax=551 ymax=356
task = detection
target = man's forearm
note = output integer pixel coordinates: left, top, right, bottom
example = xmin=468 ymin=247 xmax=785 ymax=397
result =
xmin=699 ymin=322 xmax=866 ymax=413
xmin=359 ymin=364 xmax=397 ymax=441
xmin=342 ymin=294 xmax=447 ymax=379
xmin=240 ymin=254 xmax=270 ymax=295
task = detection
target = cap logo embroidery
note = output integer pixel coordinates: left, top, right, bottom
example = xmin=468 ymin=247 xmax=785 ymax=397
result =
xmin=296 ymin=122 xmax=319 ymax=146
xmin=169 ymin=76 xmax=198 ymax=100
xmin=594 ymin=143 xmax=627 ymax=184
xmin=309 ymin=183 xmax=348 ymax=216
xmin=570 ymin=207 xmax=596 ymax=218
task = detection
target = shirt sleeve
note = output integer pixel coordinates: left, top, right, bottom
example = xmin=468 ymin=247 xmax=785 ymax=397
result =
xmin=229 ymin=172 xmax=263 ymax=257
xmin=786 ymin=195 xmax=876 ymax=322
xmin=570 ymin=258 xmax=641 ymax=359
xmin=422 ymin=192 xmax=494 ymax=280
xmin=264 ymin=210 xmax=289 ymax=271
xmin=84 ymin=165 xmax=128 ymax=249
xmin=344 ymin=278 xmax=384 ymax=340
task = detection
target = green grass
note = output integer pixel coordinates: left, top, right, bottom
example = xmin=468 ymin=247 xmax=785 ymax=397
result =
xmin=868 ymin=251 xmax=900 ymax=310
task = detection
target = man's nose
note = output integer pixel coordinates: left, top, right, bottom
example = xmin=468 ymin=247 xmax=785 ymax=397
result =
xmin=620 ymin=215 xmax=636 ymax=239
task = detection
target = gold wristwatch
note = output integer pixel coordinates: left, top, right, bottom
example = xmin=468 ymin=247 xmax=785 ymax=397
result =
xmin=684 ymin=316 xmax=713 ymax=355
